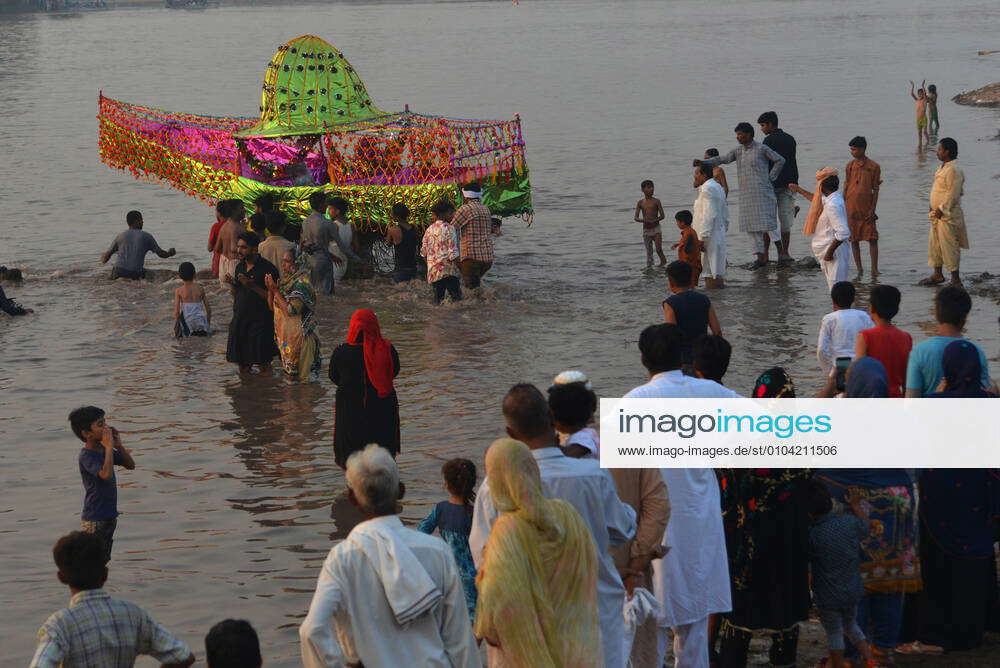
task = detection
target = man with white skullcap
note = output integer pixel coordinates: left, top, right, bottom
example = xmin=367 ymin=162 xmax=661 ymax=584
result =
xmin=451 ymin=183 xmax=495 ymax=289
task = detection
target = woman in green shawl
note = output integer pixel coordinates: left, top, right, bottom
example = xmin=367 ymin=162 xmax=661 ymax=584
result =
xmin=265 ymin=250 xmax=321 ymax=380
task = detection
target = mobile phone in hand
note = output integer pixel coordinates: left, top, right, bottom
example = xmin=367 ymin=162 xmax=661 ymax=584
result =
xmin=835 ymin=356 xmax=851 ymax=392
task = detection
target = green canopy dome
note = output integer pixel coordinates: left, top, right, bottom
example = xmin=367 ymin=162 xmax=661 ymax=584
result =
xmin=236 ymin=34 xmax=385 ymax=138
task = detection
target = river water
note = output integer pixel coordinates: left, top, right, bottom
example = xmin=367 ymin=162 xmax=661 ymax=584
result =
xmin=2 ymin=0 xmax=999 ymax=663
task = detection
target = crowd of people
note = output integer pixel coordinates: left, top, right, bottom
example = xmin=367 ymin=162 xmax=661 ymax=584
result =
xmin=22 ymin=95 xmax=1000 ymax=667
xmin=38 ymin=269 xmax=998 ymax=667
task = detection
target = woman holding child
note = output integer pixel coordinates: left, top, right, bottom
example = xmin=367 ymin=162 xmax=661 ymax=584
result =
xmin=264 ymin=251 xmax=321 ymax=381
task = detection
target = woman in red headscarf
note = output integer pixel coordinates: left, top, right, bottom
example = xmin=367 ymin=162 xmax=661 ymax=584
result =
xmin=329 ymin=309 xmax=401 ymax=468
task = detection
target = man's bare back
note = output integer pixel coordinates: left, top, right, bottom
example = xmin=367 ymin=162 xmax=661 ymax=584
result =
xmin=214 ymin=220 xmax=243 ymax=259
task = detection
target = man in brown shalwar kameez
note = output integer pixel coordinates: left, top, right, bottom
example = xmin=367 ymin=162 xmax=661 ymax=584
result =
xmin=843 ymin=136 xmax=882 ymax=277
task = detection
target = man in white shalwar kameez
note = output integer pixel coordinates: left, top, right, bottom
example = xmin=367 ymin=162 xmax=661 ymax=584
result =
xmin=692 ymin=164 xmax=729 ymax=289
xmin=624 ymin=324 xmax=736 ymax=668
xmin=299 ymin=445 xmax=479 ymax=668
xmin=470 ymin=384 xmax=637 ymax=668
xmin=798 ymin=171 xmax=851 ymax=290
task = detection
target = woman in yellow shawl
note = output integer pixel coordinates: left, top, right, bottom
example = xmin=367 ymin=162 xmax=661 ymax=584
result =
xmin=265 ymin=250 xmax=321 ymax=381
xmin=474 ymin=438 xmax=601 ymax=667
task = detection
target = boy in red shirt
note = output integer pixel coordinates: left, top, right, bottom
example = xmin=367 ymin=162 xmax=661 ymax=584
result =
xmin=855 ymin=285 xmax=912 ymax=397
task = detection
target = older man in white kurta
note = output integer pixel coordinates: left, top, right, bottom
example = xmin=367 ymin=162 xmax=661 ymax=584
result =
xmin=471 ymin=447 xmax=637 ymax=668
xmin=300 ymin=445 xmax=479 ymax=668
xmin=811 ymin=187 xmax=852 ymax=290
xmin=692 ymin=166 xmax=730 ymax=288
xmin=625 ymin=370 xmax=737 ymax=668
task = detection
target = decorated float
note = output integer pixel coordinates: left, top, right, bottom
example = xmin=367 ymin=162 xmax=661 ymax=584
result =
xmin=98 ymin=34 xmax=531 ymax=269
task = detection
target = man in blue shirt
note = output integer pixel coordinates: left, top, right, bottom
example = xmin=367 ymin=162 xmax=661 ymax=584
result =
xmin=905 ymin=287 xmax=993 ymax=396
xmin=69 ymin=406 xmax=135 ymax=561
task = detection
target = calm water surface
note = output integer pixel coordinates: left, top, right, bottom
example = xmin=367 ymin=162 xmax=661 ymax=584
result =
xmin=2 ymin=0 xmax=999 ymax=663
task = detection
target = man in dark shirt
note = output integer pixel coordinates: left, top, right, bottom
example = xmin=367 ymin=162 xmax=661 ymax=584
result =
xmin=661 ymin=260 xmax=722 ymax=372
xmin=759 ymin=111 xmax=798 ymax=264
xmin=226 ymin=231 xmax=280 ymax=375
xmin=69 ymin=406 xmax=136 ymax=561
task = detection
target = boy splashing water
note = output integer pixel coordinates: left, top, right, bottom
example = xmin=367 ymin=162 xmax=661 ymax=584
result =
xmin=634 ymin=180 xmax=667 ymax=267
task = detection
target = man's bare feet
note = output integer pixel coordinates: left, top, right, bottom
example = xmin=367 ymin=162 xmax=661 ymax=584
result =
xmin=871 ymin=269 xmax=880 ymax=277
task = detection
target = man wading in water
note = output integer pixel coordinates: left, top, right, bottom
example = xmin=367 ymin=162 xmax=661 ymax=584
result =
xmin=101 ymin=210 xmax=176 ymax=280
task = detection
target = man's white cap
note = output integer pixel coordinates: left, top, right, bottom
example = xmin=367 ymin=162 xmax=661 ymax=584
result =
xmin=551 ymin=370 xmax=592 ymax=390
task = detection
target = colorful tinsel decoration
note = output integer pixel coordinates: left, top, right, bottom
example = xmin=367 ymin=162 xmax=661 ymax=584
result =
xmin=98 ymin=34 xmax=532 ymax=230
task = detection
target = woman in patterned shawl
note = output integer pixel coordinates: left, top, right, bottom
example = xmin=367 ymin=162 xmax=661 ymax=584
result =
xmin=715 ymin=367 xmax=812 ymax=667
xmin=265 ymin=250 xmax=321 ymax=381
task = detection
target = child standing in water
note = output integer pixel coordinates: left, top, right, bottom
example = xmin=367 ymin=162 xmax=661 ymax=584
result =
xmin=634 ymin=180 xmax=666 ymax=267
xmin=926 ymin=84 xmax=939 ymax=133
xmin=910 ymin=80 xmax=929 ymax=145
xmin=671 ymin=210 xmax=703 ymax=287
xmin=418 ymin=458 xmax=478 ymax=621
xmin=173 ymin=262 xmax=211 ymax=337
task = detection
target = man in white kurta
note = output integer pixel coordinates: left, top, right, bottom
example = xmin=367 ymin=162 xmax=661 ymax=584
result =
xmin=811 ymin=184 xmax=851 ymax=290
xmin=300 ymin=445 xmax=479 ymax=668
xmin=470 ymin=384 xmax=637 ymax=668
xmin=692 ymin=165 xmax=730 ymax=288
xmin=624 ymin=323 xmax=737 ymax=668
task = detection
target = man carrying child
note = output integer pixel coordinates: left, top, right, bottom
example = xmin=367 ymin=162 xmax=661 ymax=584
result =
xmin=421 ymin=200 xmax=463 ymax=304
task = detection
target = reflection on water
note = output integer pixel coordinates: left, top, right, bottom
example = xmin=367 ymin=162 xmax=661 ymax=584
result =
xmin=3 ymin=0 xmax=1000 ymax=664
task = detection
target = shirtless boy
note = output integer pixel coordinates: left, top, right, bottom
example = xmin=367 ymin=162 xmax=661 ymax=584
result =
xmin=212 ymin=198 xmax=246 ymax=289
xmin=173 ymin=262 xmax=211 ymax=337
xmin=910 ymin=80 xmax=929 ymax=146
xmin=634 ymin=180 xmax=667 ymax=266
